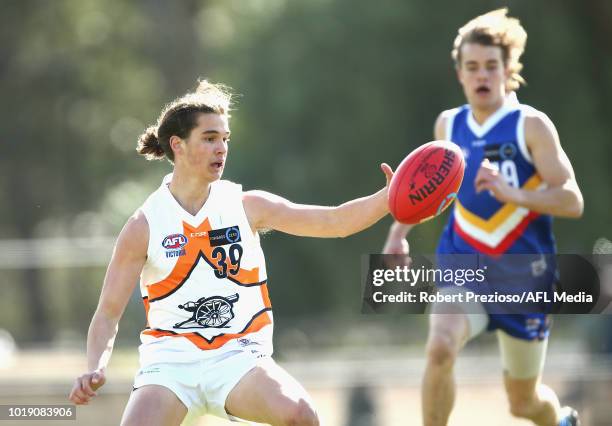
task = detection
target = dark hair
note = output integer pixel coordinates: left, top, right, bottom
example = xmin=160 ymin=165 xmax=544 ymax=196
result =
xmin=136 ymin=80 xmax=233 ymax=162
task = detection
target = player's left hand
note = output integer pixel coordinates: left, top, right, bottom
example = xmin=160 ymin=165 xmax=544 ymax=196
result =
xmin=475 ymin=159 xmax=520 ymax=203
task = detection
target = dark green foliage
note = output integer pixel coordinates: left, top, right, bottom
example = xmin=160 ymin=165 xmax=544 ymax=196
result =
xmin=1 ymin=0 xmax=610 ymax=343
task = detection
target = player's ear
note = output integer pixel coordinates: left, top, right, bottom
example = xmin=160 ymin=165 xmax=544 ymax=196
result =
xmin=169 ymin=135 xmax=183 ymax=157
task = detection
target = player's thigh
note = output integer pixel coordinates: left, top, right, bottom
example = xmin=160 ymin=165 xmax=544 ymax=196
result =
xmin=120 ymin=384 xmax=188 ymax=426
xmin=430 ymin=286 xmax=488 ymax=341
xmin=497 ymin=330 xmax=547 ymax=380
xmin=428 ymin=302 xmax=473 ymax=351
xmin=225 ymin=358 xmax=318 ymax=425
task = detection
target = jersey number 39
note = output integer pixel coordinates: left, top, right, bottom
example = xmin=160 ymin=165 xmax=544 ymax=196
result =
xmin=211 ymin=244 xmax=243 ymax=278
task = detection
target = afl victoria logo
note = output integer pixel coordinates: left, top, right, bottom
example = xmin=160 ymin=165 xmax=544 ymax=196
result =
xmin=162 ymin=234 xmax=188 ymax=250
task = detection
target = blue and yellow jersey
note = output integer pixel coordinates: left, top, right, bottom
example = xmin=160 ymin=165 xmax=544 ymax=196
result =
xmin=437 ymin=95 xmax=556 ymax=256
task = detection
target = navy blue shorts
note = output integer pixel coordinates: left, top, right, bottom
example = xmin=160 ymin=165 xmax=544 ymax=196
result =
xmin=435 ymin=252 xmax=556 ymax=341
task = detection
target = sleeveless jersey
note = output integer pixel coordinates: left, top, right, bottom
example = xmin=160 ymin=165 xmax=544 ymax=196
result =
xmin=138 ymin=174 xmax=273 ymax=365
xmin=437 ymin=95 xmax=556 ymax=256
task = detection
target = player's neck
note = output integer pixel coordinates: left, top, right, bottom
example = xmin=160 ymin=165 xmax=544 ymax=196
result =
xmin=469 ymin=96 xmax=506 ymax=125
xmin=167 ymin=169 xmax=212 ymax=216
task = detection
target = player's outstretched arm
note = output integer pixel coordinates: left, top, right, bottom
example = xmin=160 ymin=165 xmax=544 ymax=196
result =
xmin=243 ymin=164 xmax=393 ymax=238
xmin=69 ymin=212 xmax=148 ymax=405
xmin=475 ymin=112 xmax=584 ymax=218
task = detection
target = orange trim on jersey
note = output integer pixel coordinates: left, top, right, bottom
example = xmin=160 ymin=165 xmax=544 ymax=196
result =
xmin=142 ymin=309 xmax=272 ymax=350
xmin=456 ymin=200 xmax=519 ymax=233
xmin=456 ymin=174 xmax=542 ymax=232
xmin=454 ymin=211 xmax=539 ymax=256
xmin=147 ymin=218 xmax=262 ymax=301
xmin=142 ymin=296 xmax=150 ymax=327
xmin=260 ymin=283 xmax=271 ymax=308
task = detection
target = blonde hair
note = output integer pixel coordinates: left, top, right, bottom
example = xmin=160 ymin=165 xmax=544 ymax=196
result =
xmin=452 ymin=8 xmax=527 ymax=92
xmin=136 ymin=79 xmax=233 ymax=162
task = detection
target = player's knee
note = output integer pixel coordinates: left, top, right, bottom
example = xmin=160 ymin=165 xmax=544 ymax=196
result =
xmin=281 ymin=399 xmax=319 ymax=426
xmin=426 ymin=332 xmax=459 ymax=368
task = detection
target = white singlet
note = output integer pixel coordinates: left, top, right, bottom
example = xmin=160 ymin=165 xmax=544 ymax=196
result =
xmin=137 ymin=174 xmax=273 ymax=366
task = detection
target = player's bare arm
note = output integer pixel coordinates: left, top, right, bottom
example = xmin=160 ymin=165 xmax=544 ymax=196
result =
xmin=69 ymin=211 xmax=148 ymax=405
xmin=475 ymin=111 xmax=584 ymax=218
xmin=243 ymin=164 xmax=393 ymax=237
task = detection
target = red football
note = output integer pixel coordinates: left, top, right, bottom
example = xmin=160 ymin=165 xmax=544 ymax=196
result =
xmin=388 ymin=140 xmax=465 ymax=224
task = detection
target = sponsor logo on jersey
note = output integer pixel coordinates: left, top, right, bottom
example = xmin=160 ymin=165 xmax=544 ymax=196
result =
xmin=190 ymin=231 xmax=208 ymax=238
xmin=484 ymin=142 xmax=516 ymax=161
xmin=162 ymin=233 xmax=188 ymax=258
xmin=499 ymin=143 xmax=517 ymax=160
xmin=209 ymin=226 xmax=241 ymax=247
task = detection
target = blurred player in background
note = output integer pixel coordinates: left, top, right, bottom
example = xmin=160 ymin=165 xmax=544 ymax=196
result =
xmin=383 ymin=9 xmax=583 ymax=426
xmin=69 ymin=80 xmax=394 ymax=425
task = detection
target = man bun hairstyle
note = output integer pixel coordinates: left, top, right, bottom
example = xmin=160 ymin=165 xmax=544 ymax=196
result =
xmin=136 ymin=125 xmax=165 ymax=160
xmin=136 ymin=79 xmax=233 ymax=163
xmin=452 ymin=8 xmax=528 ymax=92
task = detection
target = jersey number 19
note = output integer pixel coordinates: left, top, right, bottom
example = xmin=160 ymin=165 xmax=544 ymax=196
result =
xmin=492 ymin=160 xmax=520 ymax=188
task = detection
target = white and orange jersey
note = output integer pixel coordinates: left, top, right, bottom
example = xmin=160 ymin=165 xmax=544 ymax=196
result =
xmin=138 ymin=174 xmax=273 ymax=364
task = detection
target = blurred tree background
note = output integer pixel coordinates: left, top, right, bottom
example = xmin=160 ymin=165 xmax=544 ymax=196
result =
xmin=1 ymin=0 xmax=611 ymax=349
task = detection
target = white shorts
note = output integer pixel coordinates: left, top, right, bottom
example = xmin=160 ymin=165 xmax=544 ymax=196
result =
xmin=133 ymin=348 xmax=268 ymax=421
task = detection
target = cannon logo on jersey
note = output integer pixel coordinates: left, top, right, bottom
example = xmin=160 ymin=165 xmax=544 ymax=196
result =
xmin=174 ymin=294 xmax=239 ymax=329
xmin=208 ymin=226 xmax=241 ymax=247
xmin=162 ymin=233 xmax=188 ymax=258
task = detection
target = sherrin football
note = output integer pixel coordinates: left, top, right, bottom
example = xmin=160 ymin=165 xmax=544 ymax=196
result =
xmin=388 ymin=140 xmax=465 ymax=224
